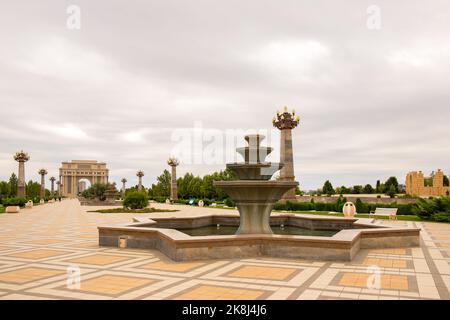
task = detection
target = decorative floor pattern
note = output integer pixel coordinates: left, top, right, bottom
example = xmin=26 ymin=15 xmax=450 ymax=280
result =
xmin=0 ymin=200 xmax=449 ymax=300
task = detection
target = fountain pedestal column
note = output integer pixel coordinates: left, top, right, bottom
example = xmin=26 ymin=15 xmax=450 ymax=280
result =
xmin=214 ymin=135 xmax=298 ymax=235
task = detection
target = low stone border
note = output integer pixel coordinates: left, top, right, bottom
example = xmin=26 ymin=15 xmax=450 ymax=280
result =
xmin=98 ymin=214 xmax=420 ymax=262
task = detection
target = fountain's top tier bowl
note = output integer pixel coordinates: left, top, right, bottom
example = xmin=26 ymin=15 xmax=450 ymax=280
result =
xmin=238 ymin=134 xmax=273 ymax=164
xmin=227 ymin=134 xmax=283 ymax=180
xmin=245 ymin=134 xmax=264 ymax=147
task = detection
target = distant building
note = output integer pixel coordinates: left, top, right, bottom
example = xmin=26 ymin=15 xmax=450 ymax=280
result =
xmin=406 ymin=169 xmax=450 ymax=197
xmin=59 ymin=160 xmax=109 ymax=198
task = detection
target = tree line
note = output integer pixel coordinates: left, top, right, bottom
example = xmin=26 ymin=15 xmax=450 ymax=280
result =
xmin=319 ymin=176 xmax=403 ymax=198
xmin=147 ymin=168 xmax=237 ymax=200
xmin=0 ymin=173 xmax=51 ymax=202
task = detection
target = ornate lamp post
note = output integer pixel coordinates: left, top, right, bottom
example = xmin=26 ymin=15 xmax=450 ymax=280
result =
xmin=56 ymin=181 xmax=61 ymax=198
xmin=38 ymin=169 xmax=48 ymax=200
xmin=136 ymin=171 xmax=144 ymax=192
xmin=121 ymin=178 xmax=127 ymax=199
xmin=14 ymin=150 xmax=30 ymax=197
xmin=167 ymin=158 xmax=179 ymax=201
xmin=273 ymin=106 xmax=300 ymax=200
xmin=50 ymin=177 xmax=56 ymax=196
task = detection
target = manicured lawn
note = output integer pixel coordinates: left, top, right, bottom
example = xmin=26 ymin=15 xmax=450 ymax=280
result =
xmin=273 ymin=210 xmax=423 ymax=221
xmin=88 ymin=207 xmax=179 ymax=214
xmin=0 ymin=205 xmax=4 ymax=214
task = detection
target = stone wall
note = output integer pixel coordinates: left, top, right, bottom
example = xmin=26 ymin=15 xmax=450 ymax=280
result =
xmin=406 ymin=169 xmax=450 ymax=197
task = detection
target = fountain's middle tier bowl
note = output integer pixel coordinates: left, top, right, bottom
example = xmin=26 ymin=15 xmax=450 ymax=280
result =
xmin=236 ymin=146 xmax=273 ymax=164
xmin=226 ymin=162 xmax=284 ymax=180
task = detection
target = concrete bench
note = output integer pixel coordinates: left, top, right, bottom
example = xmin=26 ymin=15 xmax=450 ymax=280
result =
xmin=369 ymin=208 xmax=398 ymax=220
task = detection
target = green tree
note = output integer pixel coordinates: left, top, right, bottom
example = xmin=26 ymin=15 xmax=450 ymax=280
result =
xmin=81 ymin=183 xmax=108 ymax=200
xmin=150 ymin=170 xmax=171 ymax=198
xmin=148 ymin=168 xmax=237 ymax=201
xmin=363 ymin=184 xmax=374 ymax=194
xmin=336 ymin=186 xmax=351 ymax=194
xmin=352 ymin=185 xmax=363 ymax=194
xmin=177 ymin=173 xmax=202 ymax=199
xmin=26 ymin=180 xmax=41 ymax=199
xmin=386 ymin=184 xmax=397 ymax=198
xmin=0 ymin=181 xmax=11 ymax=199
xmin=375 ymin=180 xmax=381 ymax=193
xmin=385 ymin=176 xmax=399 ymax=193
xmin=9 ymin=173 xmax=18 ymax=197
xmin=200 ymin=174 xmax=216 ymax=199
xmin=322 ymin=180 xmax=335 ymax=195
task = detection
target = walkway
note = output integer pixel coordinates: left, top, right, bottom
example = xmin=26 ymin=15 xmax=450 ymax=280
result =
xmin=0 ymin=200 xmax=449 ymax=300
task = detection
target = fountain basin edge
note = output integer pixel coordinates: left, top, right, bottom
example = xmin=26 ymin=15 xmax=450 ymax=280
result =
xmin=98 ymin=214 xmax=420 ymax=261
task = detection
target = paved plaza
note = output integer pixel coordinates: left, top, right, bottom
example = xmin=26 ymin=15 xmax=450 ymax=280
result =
xmin=0 ymin=200 xmax=449 ymax=300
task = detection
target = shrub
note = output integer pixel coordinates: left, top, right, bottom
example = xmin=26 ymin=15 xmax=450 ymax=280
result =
xmin=174 ymin=199 xmax=189 ymax=204
xmin=431 ymin=213 xmax=450 ymax=223
xmin=273 ymin=202 xmax=285 ymax=210
xmin=272 ymin=200 xmax=419 ymax=216
xmin=123 ymin=191 xmax=149 ymax=209
xmin=2 ymin=197 xmax=27 ymax=207
xmin=200 ymin=199 xmax=212 ymax=206
xmin=414 ymin=197 xmax=450 ymax=221
xmin=395 ymin=204 xmax=416 ymax=215
xmin=224 ymin=198 xmax=235 ymax=207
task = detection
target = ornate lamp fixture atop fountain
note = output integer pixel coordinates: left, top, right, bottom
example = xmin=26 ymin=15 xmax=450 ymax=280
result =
xmin=167 ymin=157 xmax=179 ymax=201
xmin=14 ymin=150 xmax=30 ymax=197
xmin=38 ymin=168 xmax=48 ymax=201
xmin=136 ymin=171 xmax=144 ymax=191
xmin=272 ymin=106 xmax=300 ymax=200
xmin=214 ymin=134 xmax=298 ymax=234
xmin=121 ymin=178 xmax=127 ymax=199
xmin=49 ymin=177 xmax=56 ymax=196
xmin=56 ymin=181 xmax=61 ymax=197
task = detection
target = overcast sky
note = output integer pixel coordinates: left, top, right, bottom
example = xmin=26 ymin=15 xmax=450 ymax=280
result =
xmin=0 ymin=1 xmax=449 ymax=190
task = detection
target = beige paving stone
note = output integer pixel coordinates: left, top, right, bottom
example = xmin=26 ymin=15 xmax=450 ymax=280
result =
xmin=25 ymin=239 xmax=66 ymax=245
xmin=65 ymin=254 xmax=131 ymax=266
xmin=140 ymin=261 xmax=205 ymax=272
xmin=7 ymin=249 xmax=70 ymax=260
xmin=1 ymin=199 xmax=449 ymax=300
xmin=77 ymin=275 xmax=154 ymax=295
xmin=297 ymin=289 xmax=321 ymax=300
xmin=228 ymin=265 xmax=296 ymax=281
xmin=174 ymin=285 xmax=265 ymax=300
xmin=0 ymin=267 xmax=64 ymax=284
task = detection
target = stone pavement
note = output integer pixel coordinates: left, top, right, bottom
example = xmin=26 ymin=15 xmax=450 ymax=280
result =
xmin=0 ymin=199 xmax=449 ymax=300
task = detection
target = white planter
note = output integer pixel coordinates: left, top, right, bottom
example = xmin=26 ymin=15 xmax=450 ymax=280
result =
xmin=6 ymin=206 xmax=20 ymax=213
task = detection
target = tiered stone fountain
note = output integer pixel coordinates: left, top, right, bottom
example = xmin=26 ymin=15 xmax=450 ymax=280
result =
xmin=214 ymin=134 xmax=298 ymax=234
xmin=98 ymin=132 xmax=420 ymax=261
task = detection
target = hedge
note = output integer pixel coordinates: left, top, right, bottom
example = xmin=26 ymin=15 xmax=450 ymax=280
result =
xmin=274 ymin=199 xmax=417 ymax=215
xmin=1 ymin=197 xmax=28 ymax=207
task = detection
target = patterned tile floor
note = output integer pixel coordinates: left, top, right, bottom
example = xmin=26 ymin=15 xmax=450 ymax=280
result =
xmin=0 ymin=199 xmax=449 ymax=300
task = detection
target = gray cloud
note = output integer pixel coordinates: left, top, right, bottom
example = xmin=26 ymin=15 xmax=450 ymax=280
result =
xmin=0 ymin=0 xmax=449 ymax=190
